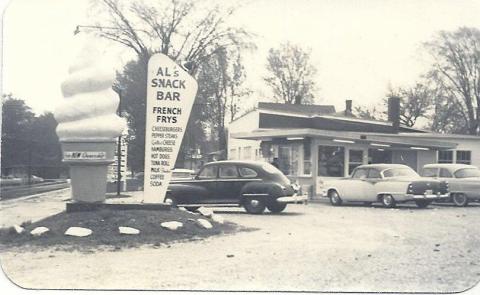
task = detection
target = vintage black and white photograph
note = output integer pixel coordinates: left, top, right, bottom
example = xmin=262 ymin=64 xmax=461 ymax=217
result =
xmin=1 ymin=0 xmax=480 ymax=293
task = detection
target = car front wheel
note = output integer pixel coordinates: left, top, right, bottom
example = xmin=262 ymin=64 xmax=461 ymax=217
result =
xmin=452 ymin=193 xmax=468 ymax=207
xmin=267 ymin=202 xmax=287 ymax=213
xmin=415 ymin=200 xmax=431 ymax=208
xmin=243 ymin=198 xmax=266 ymax=214
xmin=381 ymin=194 xmax=396 ymax=208
xmin=329 ymin=190 xmax=343 ymax=206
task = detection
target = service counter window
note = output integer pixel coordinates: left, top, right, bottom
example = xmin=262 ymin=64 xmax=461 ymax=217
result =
xmin=456 ymin=151 xmax=471 ymax=165
xmin=349 ymin=150 xmax=363 ymax=175
xmin=318 ymin=146 xmax=345 ymax=177
xmin=438 ymin=150 xmax=453 ymax=163
xmin=243 ymin=146 xmax=252 ymax=160
xmin=368 ymin=149 xmax=392 ymax=164
xmin=277 ymin=144 xmax=301 ymax=176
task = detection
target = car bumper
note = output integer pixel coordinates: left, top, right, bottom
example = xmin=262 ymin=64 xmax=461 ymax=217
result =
xmin=276 ymin=194 xmax=308 ymax=204
xmin=407 ymin=193 xmax=450 ymax=200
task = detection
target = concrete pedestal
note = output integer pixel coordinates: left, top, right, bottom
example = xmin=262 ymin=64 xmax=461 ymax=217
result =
xmin=61 ymin=140 xmax=116 ymax=203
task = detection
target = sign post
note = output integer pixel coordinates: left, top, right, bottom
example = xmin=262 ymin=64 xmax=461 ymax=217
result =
xmin=143 ymin=54 xmax=198 ymax=203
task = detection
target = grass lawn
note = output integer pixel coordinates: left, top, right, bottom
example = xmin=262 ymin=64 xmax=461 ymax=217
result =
xmin=0 ymin=208 xmax=245 ymax=251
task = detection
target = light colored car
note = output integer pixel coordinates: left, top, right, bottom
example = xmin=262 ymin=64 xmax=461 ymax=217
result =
xmin=321 ymin=164 xmax=449 ymax=208
xmin=421 ymin=164 xmax=480 ymax=206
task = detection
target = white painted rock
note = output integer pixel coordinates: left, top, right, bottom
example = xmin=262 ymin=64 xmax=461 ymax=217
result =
xmin=30 ymin=227 xmax=49 ymax=236
xmin=197 ymin=207 xmax=214 ymax=217
xmin=196 ymin=219 xmax=213 ymax=229
xmin=64 ymin=227 xmax=92 ymax=237
xmin=13 ymin=225 xmax=24 ymax=234
xmin=211 ymin=214 xmax=224 ymax=224
xmin=161 ymin=221 xmax=183 ymax=231
xmin=118 ymin=226 xmax=140 ymax=235
xmin=178 ymin=207 xmax=188 ymax=212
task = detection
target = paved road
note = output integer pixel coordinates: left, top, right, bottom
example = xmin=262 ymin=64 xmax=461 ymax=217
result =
xmin=1 ymin=198 xmax=479 ymax=293
xmin=0 ymin=181 xmax=69 ymax=200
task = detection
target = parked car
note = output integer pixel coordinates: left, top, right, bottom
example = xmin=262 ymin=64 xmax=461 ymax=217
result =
xmin=421 ymin=164 xmax=480 ymax=206
xmin=321 ymin=164 xmax=449 ymax=208
xmin=165 ymin=160 xmax=307 ymax=214
xmin=0 ymin=175 xmax=23 ymax=186
xmin=170 ymin=169 xmax=195 ymax=180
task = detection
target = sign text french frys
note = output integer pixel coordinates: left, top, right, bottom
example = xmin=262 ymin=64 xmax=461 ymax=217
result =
xmin=143 ymin=54 xmax=198 ymax=203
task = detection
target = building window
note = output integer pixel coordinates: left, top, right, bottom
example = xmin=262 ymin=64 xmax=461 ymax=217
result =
xmin=318 ymin=146 xmax=345 ymax=177
xmin=349 ymin=150 xmax=364 ymax=175
xmin=438 ymin=151 xmax=453 ymax=164
xmin=229 ymin=148 xmax=236 ymax=160
xmin=243 ymin=146 xmax=252 ymax=160
xmin=275 ymin=144 xmax=302 ymax=176
xmin=456 ymin=151 xmax=471 ymax=164
xmin=368 ymin=149 xmax=392 ymax=164
xmin=303 ymin=140 xmax=311 ymax=175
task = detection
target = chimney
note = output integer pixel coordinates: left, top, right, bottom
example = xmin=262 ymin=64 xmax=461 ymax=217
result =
xmin=388 ymin=96 xmax=401 ymax=133
xmin=345 ymin=100 xmax=353 ymax=116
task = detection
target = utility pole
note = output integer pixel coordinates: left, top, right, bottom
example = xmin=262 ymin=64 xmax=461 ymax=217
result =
xmin=116 ymin=89 xmax=123 ymax=196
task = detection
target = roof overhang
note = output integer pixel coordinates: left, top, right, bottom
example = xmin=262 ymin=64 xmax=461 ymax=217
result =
xmin=231 ymin=128 xmax=457 ymax=150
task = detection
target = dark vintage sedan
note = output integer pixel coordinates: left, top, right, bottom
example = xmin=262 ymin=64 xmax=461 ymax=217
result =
xmin=164 ymin=160 xmax=307 ymax=214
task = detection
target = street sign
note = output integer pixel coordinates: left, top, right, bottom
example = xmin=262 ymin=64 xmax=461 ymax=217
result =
xmin=143 ymin=54 xmax=198 ymax=203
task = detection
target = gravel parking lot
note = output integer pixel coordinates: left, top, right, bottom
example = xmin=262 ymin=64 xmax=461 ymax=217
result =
xmin=1 ymin=199 xmax=480 ymax=293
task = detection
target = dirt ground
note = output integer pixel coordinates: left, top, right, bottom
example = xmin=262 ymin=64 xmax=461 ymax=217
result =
xmin=1 ymin=194 xmax=480 ymax=293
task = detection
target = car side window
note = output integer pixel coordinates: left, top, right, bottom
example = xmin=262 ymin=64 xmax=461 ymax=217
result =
xmin=198 ymin=166 xmax=218 ymax=179
xmin=439 ymin=168 xmax=453 ymax=178
xmin=238 ymin=167 xmax=258 ymax=178
xmin=219 ymin=165 xmax=239 ymax=179
xmin=352 ymin=169 xmax=368 ymax=179
xmin=368 ymin=169 xmax=382 ymax=179
xmin=421 ymin=168 xmax=438 ymax=177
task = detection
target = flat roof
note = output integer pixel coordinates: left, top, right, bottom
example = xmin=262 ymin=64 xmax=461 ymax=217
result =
xmin=231 ymin=128 xmax=457 ymax=149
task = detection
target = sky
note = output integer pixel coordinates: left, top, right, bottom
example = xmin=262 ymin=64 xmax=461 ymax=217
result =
xmin=2 ymin=0 xmax=480 ymax=115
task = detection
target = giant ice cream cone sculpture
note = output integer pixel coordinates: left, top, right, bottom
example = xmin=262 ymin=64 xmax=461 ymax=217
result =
xmin=54 ymin=44 xmax=126 ymax=203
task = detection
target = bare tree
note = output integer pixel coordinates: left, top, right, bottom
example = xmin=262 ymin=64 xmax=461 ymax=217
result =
xmin=424 ymin=27 xmax=480 ymax=135
xmin=196 ymin=48 xmax=250 ymax=153
xmin=353 ymin=105 xmax=385 ymax=121
xmin=385 ymin=84 xmax=433 ymax=127
xmin=86 ymin=0 xmax=253 ymax=167
xmin=90 ymin=0 xmax=251 ymax=72
xmin=264 ymin=42 xmax=318 ymax=105
xmin=353 ymin=83 xmax=433 ymax=128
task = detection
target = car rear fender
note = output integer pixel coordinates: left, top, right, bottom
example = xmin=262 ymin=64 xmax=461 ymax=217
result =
xmin=239 ymin=181 xmax=278 ymax=204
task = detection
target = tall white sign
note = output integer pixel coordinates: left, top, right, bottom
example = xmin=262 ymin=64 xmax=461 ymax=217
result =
xmin=143 ymin=54 xmax=198 ymax=203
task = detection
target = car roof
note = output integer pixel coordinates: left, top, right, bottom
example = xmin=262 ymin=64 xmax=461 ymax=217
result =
xmin=423 ymin=163 xmax=476 ymax=170
xmin=203 ymin=160 xmax=267 ymax=167
xmin=172 ymin=168 xmax=194 ymax=173
xmin=356 ymin=164 xmax=410 ymax=170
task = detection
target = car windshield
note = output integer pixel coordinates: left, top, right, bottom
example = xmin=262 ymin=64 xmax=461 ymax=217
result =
xmin=261 ymin=163 xmax=290 ymax=184
xmin=382 ymin=168 xmax=419 ymax=178
xmin=454 ymin=168 xmax=480 ymax=178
